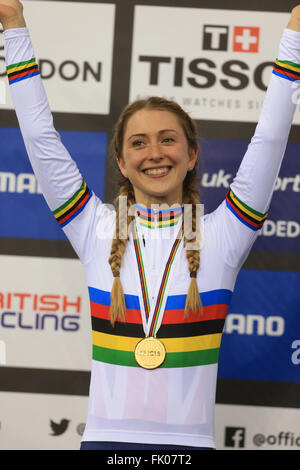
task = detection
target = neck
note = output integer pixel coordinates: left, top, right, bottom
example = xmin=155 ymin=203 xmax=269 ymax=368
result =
xmin=134 ymin=192 xmax=183 ymax=210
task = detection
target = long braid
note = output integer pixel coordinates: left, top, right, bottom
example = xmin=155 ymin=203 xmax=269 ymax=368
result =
xmin=108 ymin=178 xmax=135 ymax=325
xmin=183 ymin=168 xmax=202 ymax=318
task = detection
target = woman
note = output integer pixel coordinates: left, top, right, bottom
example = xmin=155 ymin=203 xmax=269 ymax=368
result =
xmin=1 ymin=0 xmax=300 ymax=451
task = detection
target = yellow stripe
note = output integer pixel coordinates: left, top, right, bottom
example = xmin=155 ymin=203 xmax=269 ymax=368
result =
xmin=230 ymin=191 xmax=265 ymax=222
xmin=92 ymin=331 xmax=139 ymax=351
xmin=8 ymin=60 xmax=36 ymax=74
xmin=275 ymin=60 xmax=300 ymax=73
xmin=54 ymin=182 xmax=87 ymax=218
xmin=138 ymin=216 xmax=180 ymax=228
xmin=92 ymin=330 xmax=222 ymax=353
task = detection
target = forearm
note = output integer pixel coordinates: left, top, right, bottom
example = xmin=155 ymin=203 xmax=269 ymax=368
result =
xmin=4 ymin=27 xmax=83 ymax=212
xmin=230 ymin=27 xmax=300 ymax=214
xmin=1 ymin=14 xmax=25 ymax=30
xmin=0 ymin=0 xmax=26 ymax=30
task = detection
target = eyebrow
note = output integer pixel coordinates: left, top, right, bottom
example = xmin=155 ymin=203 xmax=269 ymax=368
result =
xmin=127 ymin=129 xmax=178 ymax=141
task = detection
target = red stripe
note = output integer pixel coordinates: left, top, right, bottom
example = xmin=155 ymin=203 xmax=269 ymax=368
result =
xmin=162 ymin=304 xmax=229 ymax=324
xmin=58 ymin=191 xmax=90 ymax=225
xmin=273 ymin=66 xmax=300 ymax=80
xmin=90 ymin=301 xmax=142 ymax=323
xmin=226 ymin=194 xmax=263 ymax=228
xmin=90 ymin=301 xmax=228 ymax=324
xmin=8 ymin=66 xmax=39 ymax=82
xmin=137 ymin=208 xmax=182 ymax=218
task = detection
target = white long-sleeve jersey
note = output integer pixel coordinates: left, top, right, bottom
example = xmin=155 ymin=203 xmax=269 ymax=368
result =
xmin=4 ymin=27 xmax=300 ymax=448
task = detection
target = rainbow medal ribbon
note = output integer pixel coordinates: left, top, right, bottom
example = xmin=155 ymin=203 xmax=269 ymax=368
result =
xmin=133 ymin=220 xmax=184 ymax=369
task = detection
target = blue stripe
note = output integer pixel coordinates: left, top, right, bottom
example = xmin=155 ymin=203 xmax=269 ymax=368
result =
xmin=88 ymin=286 xmax=232 ymax=310
xmin=88 ymin=286 xmax=141 ymax=310
xmin=59 ymin=189 xmax=93 ymax=228
xmin=165 ymin=289 xmax=232 ymax=310
xmin=9 ymin=71 xmax=40 ymax=85
xmin=272 ymin=70 xmax=297 ymax=82
xmin=225 ymin=200 xmax=261 ymax=231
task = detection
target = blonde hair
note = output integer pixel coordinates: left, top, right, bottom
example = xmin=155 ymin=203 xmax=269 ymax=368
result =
xmin=108 ymin=97 xmax=202 ymax=325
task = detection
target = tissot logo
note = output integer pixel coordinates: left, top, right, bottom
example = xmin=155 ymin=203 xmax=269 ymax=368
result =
xmin=233 ymin=26 xmax=260 ymax=53
xmin=130 ymin=6 xmax=293 ymax=123
xmin=203 ymin=25 xmax=229 ymax=51
xmin=203 ymin=24 xmax=259 ymax=53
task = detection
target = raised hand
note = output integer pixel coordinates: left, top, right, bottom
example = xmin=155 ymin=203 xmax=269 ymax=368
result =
xmin=287 ymin=4 xmax=300 ymax=32
xmin=0 ymin=0 xmax=26 ymax=30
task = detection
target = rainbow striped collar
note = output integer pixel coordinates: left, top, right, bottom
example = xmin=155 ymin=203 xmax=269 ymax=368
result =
xmin=135 ymin=203 xmax=184 ymax=229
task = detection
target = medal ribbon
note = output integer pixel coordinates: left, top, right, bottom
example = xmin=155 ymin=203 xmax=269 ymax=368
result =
xmin=133 ymin=223 xmax=151 ymax=320
xmin=133 ymin=221 xmax=184 ymax=337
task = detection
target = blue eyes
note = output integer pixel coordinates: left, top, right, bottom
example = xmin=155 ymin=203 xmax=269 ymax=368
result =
xmin=132 ymin=138 xmax=174 ymax=147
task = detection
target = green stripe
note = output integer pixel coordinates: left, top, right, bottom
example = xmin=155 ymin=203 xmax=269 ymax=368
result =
xmin=93 ymin=345 xmax=137 ymax=367
xmin=52 ymin=179 xmax=85 ymax=215
xmin=230 ymin=189 xmax=267 ymax=219
xmin=92 ymin=345 xmax=219 ymax=368
xmin=276 ymin=58 xmax=300 ymax=69
xmin=7 ymin=58 xmax=36 ymax=71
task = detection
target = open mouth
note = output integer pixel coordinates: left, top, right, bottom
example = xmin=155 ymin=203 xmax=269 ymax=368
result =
xmin=143 ymin=166 xmax=172 ymax=177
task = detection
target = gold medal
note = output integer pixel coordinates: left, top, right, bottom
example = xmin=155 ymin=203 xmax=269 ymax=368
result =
xmin=134 ymin=337 xmax=166 ymax=369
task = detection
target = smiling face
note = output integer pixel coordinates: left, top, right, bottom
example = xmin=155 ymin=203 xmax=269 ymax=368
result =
xmin=117 ymin=108 xmax=198 ymax=207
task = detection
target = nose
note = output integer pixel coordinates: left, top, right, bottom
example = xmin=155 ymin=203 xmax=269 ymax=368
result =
xmin=148 ymin=141 xmax=164 ymax=161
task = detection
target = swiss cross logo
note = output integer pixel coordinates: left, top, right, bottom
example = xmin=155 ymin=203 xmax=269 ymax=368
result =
xmin=233 ymin=26 xmax=260 ymax=53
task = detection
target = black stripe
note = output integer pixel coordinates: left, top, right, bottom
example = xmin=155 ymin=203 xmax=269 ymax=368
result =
xmin=274 ymin=62 xmax=300 ymax=78
xmin=0 ymin=366 xmax=90 ymax=396
xmin=91 ymin=316 xmax=225 ymax=338
xmin=92 ymin=316 xmax=144 ymax=338
xmin=8 ymin=64 xmax=39 ymax=79
xmin=216 ymin=378 xmax=300 ymax=408
xmin=157 ymin=319 xmax=225 ymax=338
xmin=1 ymin=366 xmax=300 ymax=408
xmin=226 ymin=190 xmax=266 ymax=226
xmin=55 ymin=186 xmax=90 ymax=222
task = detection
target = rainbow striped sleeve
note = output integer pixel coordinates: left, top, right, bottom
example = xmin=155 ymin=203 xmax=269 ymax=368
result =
xmin=6 ymin=58 xmax=40 ymax=85
xmin=272 ymin=59 xmax=300 ymax=82
xmin=225 ymin=189 xmax=268 ymax=231
xmin=52 ymin=179 xmax=93 ymax=228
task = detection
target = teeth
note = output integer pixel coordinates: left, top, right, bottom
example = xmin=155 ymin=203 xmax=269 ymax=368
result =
xmin=144 ymin=167 xmax=170 ymax=175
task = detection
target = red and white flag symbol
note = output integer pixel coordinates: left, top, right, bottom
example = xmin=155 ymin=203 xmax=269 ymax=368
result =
xmin=233 ymin=26 xmax=260 ymax=53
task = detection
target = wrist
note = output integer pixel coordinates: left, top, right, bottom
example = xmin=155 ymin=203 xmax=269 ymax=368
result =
xmin=287 ymin=5 xmax=300 ymax=32
xmin=1 ymin=15 xmax=26 ymax=31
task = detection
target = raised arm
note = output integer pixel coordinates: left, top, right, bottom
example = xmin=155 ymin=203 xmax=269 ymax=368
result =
xmin=211 ymin=6 xmax=300 ymax=268
xmin=0 ymin=1 xmax=104 ymax=263
xmin=0 ymin=0 xmax=26 ymax=30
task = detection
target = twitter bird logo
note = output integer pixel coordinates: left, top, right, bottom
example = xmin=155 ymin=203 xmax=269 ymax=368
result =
xmin=50 ymin=419 xmax=70 ymax=436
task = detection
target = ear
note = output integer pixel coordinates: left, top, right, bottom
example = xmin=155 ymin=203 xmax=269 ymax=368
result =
xmin=116 ymin=156 xmax=128 ymax=178
xmin=188 ymin=146 xmax=198 ymax=171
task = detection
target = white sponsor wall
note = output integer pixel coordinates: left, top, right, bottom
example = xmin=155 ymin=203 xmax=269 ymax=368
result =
xmin=130 ymin=6 xmax=300 ymax=123
xmin=1 ymin=1 xmax=116 ymax=114
xmin=0 ymin=255 xmax=91 ymax=370
xmin=215 ymin=404 xmax=300 ymax=450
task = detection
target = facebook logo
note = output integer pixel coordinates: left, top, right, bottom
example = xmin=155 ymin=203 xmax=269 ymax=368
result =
xmin=225 ymin=427 xmax=246 ymax=448
xmin=203 ymin=25 xmax=229 ymax=51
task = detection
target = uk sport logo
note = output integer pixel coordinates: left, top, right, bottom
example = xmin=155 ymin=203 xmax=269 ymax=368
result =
xmin=203 ymin=24 xmax=260 ymax=53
